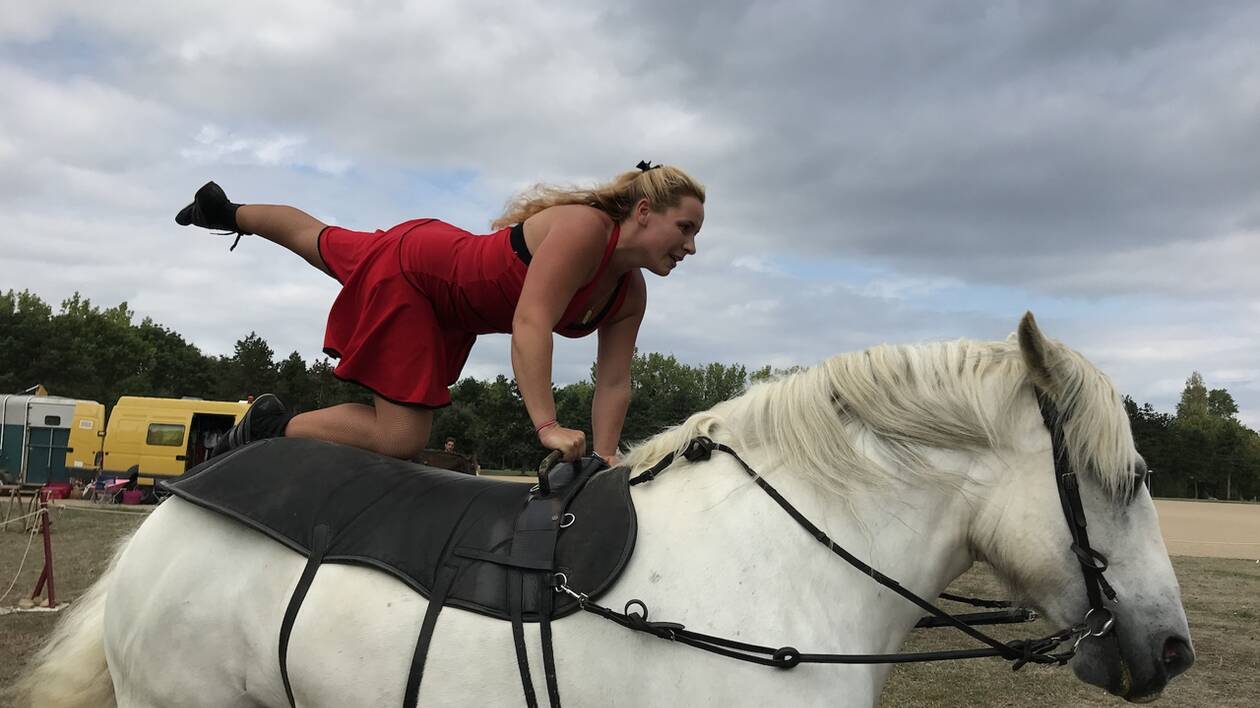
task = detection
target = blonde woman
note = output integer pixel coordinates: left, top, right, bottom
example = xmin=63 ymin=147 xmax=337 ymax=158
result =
xmin=176 ymin=162 xmax=706 ymax=464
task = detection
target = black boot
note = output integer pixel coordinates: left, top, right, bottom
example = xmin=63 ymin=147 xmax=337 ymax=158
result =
xmin=210 ymin=394 xmax=290 ymax=458
xmin=176 ymin=181 xmax=252 ymax=250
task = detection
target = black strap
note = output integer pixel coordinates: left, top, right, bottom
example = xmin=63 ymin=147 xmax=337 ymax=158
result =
xmin=453 ymin=546 xmax=556 ymax=570
xmin=1037 ymin=395 xmax=1117 ymax=615
xmin=696 ymin=437 xmax=1023 ymax=658
xmin=403 ymin=564 xmax=458 ymax=708
xmin=280 ymin=524 xmax=331 ymax=708
xmin=539 ymin=577 xmax=561 ymax=707
xmin=937 ymin=592 xmax=1011 ymax=608
xmin=914 ymin=608 xmax=1037 ymax=629
xmin=627 ymin=438 xmax=713 ymax=486
xmin=573 ymin=596 xmax=1075 ymax=668
xmin=509 ymin=571 xmax=540 ymax=708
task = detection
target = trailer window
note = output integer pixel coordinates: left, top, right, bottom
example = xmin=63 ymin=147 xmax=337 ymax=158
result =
xmin=147 ymin=423 xmax=185 ymax=447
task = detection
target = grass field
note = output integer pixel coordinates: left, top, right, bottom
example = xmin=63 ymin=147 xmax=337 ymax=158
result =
xmin=1 ymin=503 xmax=149 ymax=705
xmin=2 ymin=502 xmax=1258 ymax=707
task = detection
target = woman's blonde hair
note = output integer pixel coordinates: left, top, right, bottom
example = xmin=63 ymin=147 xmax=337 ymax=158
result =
xmin=492 ymin=164 xmax=705 ymax=229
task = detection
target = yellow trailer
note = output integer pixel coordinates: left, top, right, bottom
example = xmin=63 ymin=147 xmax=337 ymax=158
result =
xmin=1 ymin=394 xmax=104 ymax=484
xmin=66 ymin=400 xmax=106 ymax=473
xmin=102 ymin=396 xmax=249 ymax=484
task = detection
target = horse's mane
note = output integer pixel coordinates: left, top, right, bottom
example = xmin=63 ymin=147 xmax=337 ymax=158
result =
xmin=622 ymin=337 xmax=1139 ymax=499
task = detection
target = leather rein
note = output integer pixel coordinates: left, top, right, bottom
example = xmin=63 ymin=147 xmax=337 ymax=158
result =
xmin=552 ymin=391 xmax=1118 ymax=671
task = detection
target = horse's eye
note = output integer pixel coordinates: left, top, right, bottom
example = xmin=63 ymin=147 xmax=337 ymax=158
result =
xmin=1125 ymin=469 xmax=1148 ymax=504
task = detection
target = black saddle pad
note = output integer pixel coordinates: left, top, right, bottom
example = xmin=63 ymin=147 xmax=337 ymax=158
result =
xmin=161 ymin=438 xmax=636 ymax=620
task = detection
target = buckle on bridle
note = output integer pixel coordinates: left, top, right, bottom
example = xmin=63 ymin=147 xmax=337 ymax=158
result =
xmin=1068 ymin=607 xmax=1116 ymax=654
xmin=1084 ymin=607 xmax=1115 ymax=637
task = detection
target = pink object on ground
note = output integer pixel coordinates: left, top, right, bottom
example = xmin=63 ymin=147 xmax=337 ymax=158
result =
xmin=42 ymin=482 xmax=72 ymax=499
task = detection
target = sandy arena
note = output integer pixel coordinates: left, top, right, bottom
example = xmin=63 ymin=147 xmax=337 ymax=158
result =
xmin=1153 ymin=499 xmax=1260 ymax=560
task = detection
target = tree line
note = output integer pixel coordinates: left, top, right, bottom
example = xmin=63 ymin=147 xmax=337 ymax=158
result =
xmin=3 ymin=290 xmax=1257 ymax=496
xmin=1125 ymin=372 xmax=1260 ymax=501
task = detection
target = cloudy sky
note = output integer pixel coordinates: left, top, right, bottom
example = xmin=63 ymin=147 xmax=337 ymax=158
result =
xmin=2 ymin=1 xmax=1257 ymax=427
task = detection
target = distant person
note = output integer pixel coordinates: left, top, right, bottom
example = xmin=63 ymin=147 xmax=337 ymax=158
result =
xmin=443 ymin=437 xmax=457 ymax=454
xmin=176 ymin=163 xmax=705 ymax=466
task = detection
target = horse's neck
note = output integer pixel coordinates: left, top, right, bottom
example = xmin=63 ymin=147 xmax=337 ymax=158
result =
xmin=626 ymin=446 xmax=975 ymax=669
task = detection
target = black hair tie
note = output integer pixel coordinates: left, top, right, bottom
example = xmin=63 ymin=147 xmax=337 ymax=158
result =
xmin=636 ymin=160 xmax=661 ymax=172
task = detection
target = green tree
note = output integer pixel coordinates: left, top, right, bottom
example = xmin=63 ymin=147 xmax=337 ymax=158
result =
xmin=555 ymin=380 xmax=595 ymax=438
xmin=45 ymin=295 xmax=152 ymax=404
xmin=0 ymin=290 xmax=56 ymax=393
xmin=135 ymin=318 xmax=215 ymax=399
xmin=1170 ymin=374 xmax=1260 ymax=500
xmin=1208 ymin=389 xmax=1239 ymax=420
xmin=308 ymin=358 xmax=370 ymax=408
xmin=218 ymin=332 xmax=278 ymax=400
xmin=625 ymin=352 xmax=702 ymax=443
xmin=1125 ymin=396 xmax=1188 ymax=497
xmin=275 ymin=351 xmax=316 ymax=412
xmin=431 ymin=405 xmax=478 ymax=457
xmin=621 ymin=353 xmax=752 ymax=446
xmin=1175 ymin=372 xmax=1209 ymax=421
xmin=434 ymin=377 xmax=492 ymax=461
xmin=470 ymin=375 xmax=533 ymax=469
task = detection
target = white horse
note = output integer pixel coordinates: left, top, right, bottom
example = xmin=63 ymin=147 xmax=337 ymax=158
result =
xmin=20 ymin=313 xmax=1193 ymax=707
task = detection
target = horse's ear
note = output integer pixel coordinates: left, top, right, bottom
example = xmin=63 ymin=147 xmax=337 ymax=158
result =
xmin=1017 ymin=311 xmax=1060 ymax=394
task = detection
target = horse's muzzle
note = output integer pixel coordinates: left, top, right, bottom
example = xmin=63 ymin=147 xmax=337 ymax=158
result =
xmin=1106 ymin=632 xmax=1196 ymax=703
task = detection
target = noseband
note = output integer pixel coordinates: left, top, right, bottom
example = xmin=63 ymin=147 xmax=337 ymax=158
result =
xmin=556 ymin=388 xmax=1120 ymax=670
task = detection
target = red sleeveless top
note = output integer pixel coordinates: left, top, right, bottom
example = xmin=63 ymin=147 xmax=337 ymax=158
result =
xmin=317 ymin=219 xmax=629 ymax=408
xmin=397 ymin=220 xmax=628 ymax=337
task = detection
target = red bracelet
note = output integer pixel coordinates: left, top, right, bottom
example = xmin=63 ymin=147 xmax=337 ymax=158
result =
xmin=535 ymin=419 xmax=558 ymax=433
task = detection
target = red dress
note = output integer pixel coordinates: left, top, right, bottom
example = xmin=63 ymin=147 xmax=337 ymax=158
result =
xmin=317 ymin=219 xmax=629 ymax=408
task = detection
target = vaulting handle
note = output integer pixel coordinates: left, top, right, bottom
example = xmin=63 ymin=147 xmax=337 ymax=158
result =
xmin=536 ymin=450 xmax=563 ymax=496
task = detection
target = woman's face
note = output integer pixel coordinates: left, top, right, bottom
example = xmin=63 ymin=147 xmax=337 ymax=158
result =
xmin=637 ymin=196 xmax=705 ymax=276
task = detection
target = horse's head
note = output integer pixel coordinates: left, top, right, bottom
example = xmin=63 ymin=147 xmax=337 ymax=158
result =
xmin=974 ymin=313 xmax=1194 ymax=702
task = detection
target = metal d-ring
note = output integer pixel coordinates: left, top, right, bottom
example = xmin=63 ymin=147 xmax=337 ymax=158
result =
xmin=1070 ymin=607 xmax=1117 ymax=653
xmin=560 ymin=513 xmax=576 ymax=528
xmin=1084 ymin=607 xmax=1115 ymax=637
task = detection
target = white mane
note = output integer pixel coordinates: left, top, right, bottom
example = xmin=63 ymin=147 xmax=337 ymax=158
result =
xmin=622 ymin=336 xmax=1140 ymax=499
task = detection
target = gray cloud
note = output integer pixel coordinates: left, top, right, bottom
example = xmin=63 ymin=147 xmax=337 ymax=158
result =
xmin=1 ymin=1 xmax=1257 ymax=428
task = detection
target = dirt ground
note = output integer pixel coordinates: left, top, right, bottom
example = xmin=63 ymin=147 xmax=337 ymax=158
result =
xmin=1154 ymin=499 xmax=1260 ymax=560
xmin=882 ymin=555 xmax=1259 ymax=707
xmin=1 ymin=498 xmax=1257 ymax=707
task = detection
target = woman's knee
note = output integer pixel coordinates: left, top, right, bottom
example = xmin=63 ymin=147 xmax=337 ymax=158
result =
xmin=371 ymin=399 xmax=432 ymax=459
xmin=375 ymin=434 xmax=429 ymax=460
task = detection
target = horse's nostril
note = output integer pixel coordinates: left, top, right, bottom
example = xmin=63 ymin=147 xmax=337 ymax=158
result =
xmin=1162 ymin=636 xmax=1194 ymax=679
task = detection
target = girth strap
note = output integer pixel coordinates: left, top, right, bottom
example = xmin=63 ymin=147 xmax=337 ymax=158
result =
xmin=509 ymin=570 xmax=540 ymax=708
xmin=403 ymin=564 xmax=459 ymax=708
xmin=280 ymin=524 xmax=331 ymax=708
xmin=539 ymin=578 xmax=561 ymax=707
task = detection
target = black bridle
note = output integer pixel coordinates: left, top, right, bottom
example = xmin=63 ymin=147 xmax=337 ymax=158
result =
xmin=1038 ymin=393 xmax=1119 ymax=645
xmin=553 ymin=391 xmax=1119 ymax=670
